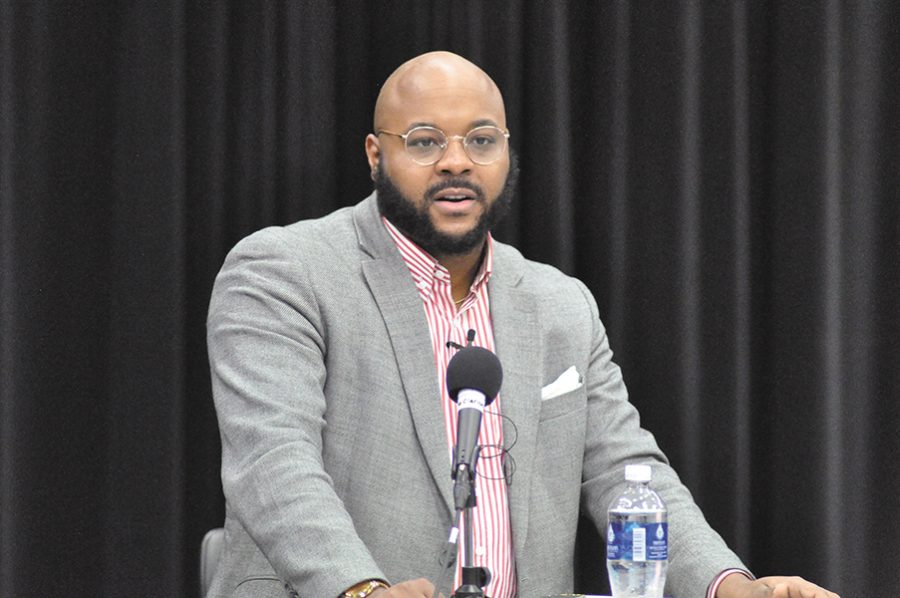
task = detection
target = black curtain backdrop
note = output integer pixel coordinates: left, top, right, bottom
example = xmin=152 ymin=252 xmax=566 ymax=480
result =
xmin=2 ymin=2 xmax=898 ymax=597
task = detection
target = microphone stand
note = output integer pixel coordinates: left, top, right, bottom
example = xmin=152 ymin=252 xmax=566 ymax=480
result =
xmin=452 ymin=449 xmax=491 ymax=598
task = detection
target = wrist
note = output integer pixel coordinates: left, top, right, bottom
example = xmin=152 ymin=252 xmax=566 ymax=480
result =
xmin=714 ymin=570 xmax=755 ymax=598
xmin=341 ymin=579 xmax=391 ymax=598
xmin=706 ymin=569 xmax=756 ymax=598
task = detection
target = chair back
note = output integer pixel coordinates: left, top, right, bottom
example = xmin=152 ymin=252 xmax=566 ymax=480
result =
xmin=199 ymin=527 xmax=225 ymax=597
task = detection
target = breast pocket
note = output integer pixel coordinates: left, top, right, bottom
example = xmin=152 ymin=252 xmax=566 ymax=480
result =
xmin=538 ymin=386 xmax=586 ymax=423
xmin=232 ymin=576 xmax=293 ymax=598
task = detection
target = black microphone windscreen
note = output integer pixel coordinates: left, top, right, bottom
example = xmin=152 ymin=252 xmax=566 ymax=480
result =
xmin=446 ymin=346 xmax=503 ymax=403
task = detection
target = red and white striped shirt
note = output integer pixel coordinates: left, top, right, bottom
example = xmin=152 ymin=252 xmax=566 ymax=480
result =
xmin=384 ymin=218 xmax=516 ymax=598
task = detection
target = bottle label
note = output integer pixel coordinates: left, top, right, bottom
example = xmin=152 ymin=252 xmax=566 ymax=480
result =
xmin=607 ymin=521 xmax=668 ymax=561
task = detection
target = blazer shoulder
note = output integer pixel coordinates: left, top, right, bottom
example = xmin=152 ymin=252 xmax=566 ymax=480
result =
xmin=227 ymin=204 xmax=359 ymax=264
xmin=493 ymin=239 xmax=594 ymax=304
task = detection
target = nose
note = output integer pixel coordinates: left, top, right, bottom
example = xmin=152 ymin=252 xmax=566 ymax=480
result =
xmin=434 ymin=136 xmax=473 ymax=175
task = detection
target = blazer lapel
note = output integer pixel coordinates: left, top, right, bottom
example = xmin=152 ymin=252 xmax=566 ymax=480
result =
xmin=488 ymin=247 xmax=542 ymax=568
xmin=354 ymin=197 xmax=455 ymax=516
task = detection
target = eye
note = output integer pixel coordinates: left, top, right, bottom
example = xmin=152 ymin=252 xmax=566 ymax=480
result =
xmin=469 ymin=135 xmax=497 ymax=147
xmin=467 ymin=127 xmax=503 ymax=148
xmin=408 ymin=136 xmax=441 ymax=149
xmin=405 ymin=128 xmax=446 ymax=152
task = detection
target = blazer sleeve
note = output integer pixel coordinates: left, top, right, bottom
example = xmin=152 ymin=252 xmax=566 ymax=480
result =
xmin=573 ymin=280 xmax=748 ymax=597
xmin=207 ymin=227 xmax=385 ymax=597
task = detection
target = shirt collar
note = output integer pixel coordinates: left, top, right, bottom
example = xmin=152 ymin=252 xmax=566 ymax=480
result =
xmin=382 ymin=217 xmax=494 ymax=304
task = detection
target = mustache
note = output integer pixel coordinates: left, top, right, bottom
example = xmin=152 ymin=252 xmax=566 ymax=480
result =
xmin=425 ymin=178 xmax=485 ymax=202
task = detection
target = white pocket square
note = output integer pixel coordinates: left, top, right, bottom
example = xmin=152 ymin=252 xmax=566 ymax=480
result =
xmin=541 ymin=365 xmax=583 ymax=400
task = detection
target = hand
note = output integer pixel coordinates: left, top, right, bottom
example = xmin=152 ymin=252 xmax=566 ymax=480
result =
xmin=370 ymin=578 xmax=441 ymax=598
xmin=717 ymin=572 xmax=840 ymax=598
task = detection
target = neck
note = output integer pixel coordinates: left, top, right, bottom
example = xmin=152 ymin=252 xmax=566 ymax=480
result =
xmin=436 ymin=239 xmax=486 ymax=304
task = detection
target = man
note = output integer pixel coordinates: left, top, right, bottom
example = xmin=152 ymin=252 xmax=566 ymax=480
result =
xmin=207 ymin=52 xmax=838 ymax=598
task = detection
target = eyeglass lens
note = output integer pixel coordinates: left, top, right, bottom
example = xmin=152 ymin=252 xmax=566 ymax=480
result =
xmin=405 ymin=126 xmax=507 ymax=165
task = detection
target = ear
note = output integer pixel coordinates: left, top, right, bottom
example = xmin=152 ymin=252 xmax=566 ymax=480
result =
xmin=365 ymin=133 xmax=381 ymax=180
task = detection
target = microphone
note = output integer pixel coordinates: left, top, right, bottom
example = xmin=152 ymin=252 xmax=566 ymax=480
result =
xmin=446 ymin=344 xmax=503 ymax=481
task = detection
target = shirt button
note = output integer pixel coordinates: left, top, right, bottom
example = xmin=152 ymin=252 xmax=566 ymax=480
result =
xmin=475 ymin=545 xmax=485 ymax=556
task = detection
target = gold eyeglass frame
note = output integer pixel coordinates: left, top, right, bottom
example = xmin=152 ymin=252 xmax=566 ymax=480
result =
xmin=376 ymin=125 xmax=510 ymax=165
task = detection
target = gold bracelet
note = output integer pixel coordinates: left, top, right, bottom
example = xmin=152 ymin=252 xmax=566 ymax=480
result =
xmin=341 ymin=579 xmax=390 ymax=598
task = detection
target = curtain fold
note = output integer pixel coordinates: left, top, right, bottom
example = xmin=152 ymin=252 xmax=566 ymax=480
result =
xmin=2 ymin=2 xmax=897 ymax=596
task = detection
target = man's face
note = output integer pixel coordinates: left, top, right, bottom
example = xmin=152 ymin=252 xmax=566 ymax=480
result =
xmin=365 ymin=59 xmax=511 ymax=258
xmin=374 ymin=150 xmax=518 ymax=257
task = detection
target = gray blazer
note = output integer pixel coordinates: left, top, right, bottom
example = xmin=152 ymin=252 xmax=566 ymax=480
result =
xmin=206 ymin=194 xmax=745 ymax=598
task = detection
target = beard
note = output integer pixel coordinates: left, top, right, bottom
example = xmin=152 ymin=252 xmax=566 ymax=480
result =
xmin=374 ymin=149 xmax=519 ymax=257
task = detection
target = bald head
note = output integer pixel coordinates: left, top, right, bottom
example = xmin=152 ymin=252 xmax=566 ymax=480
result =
xmin=364 ymin=52 xmax=514 ymax=263
xmin=373 ymin=51 xmax=506 ymax=131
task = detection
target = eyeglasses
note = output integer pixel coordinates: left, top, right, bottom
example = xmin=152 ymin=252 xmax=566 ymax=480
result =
xmin=376 ymin=125 xmax=510 ymax=166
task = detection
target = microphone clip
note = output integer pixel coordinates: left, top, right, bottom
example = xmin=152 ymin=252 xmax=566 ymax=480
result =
xmin=446 ymin=329 xmax=478 ymax=352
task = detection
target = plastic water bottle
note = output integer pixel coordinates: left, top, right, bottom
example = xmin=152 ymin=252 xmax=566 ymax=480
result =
xmin=606 ymin=464 xmax=668 ymax=597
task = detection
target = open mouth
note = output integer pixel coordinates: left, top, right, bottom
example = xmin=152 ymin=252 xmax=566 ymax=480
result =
xmin=433 ymin=187 xmax=478 ymax=203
